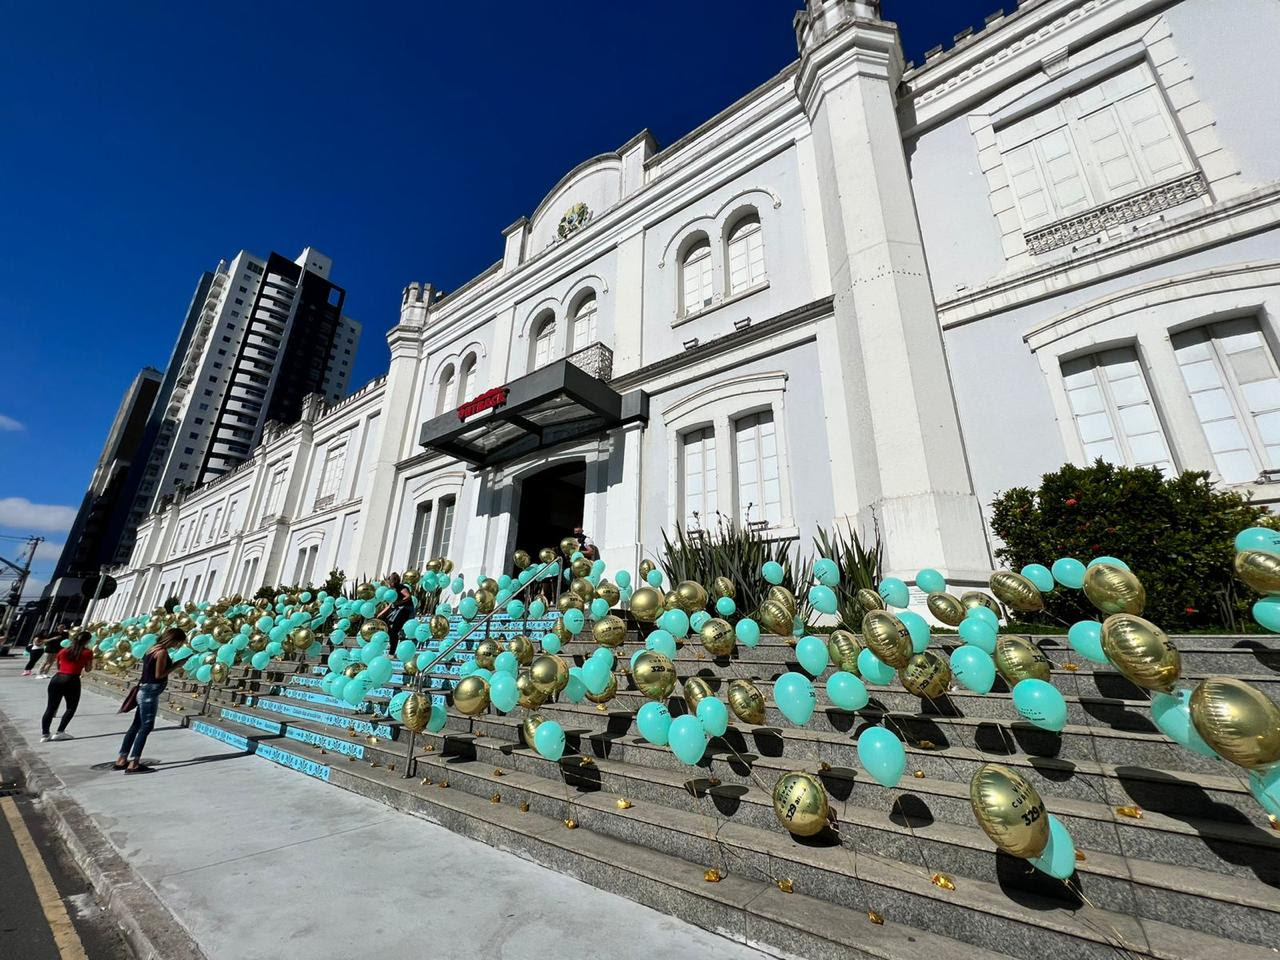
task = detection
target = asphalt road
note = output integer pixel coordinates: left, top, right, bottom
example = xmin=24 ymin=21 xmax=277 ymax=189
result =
xmin=0 ymin=764 xmax=132 ymax=960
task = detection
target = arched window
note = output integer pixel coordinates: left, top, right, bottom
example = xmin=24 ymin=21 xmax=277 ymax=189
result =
xmin=436 ymin=364 xmax=455 ymax=416
xmin=726 ymin=213 xmax=765 ymax=295
xmin=681 ymin=236 xmax=713 ymax=316
xmin=458 ymin=354 xmax=477 ymax=404
xmin=532 ymin=312 xmax=556 ymax=370
xmin=570 ymin=294 xmax=598 ymax=352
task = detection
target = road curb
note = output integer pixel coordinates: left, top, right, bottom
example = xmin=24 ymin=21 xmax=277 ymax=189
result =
xmin=0 ymin=705 xmax=209 ymax=960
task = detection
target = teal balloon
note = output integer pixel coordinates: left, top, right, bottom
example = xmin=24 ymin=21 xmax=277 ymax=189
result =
xmin=494 ymin=651 xmax=518 ymax=676
xmin=714 ymin=596 xmax=736 ymax=617
xmin=451 ymin=576 xmax=465 ymax=593
xmin=565 ymin=667 xmax=587 ymax=703
xmin=629 ymin=649 xmax=646 ymax=672
xmin=563 ymin=608 xmax=586 ymax=635
xmin=426 ymin=703 xmax=448 ymax=733
xmin=646 ymin=569 xmax=664 ymax=588
xmin=131 ymin=641 xmax=147 ymax=660
xmin=898 ymin=611 xmax=931 ymax=654
xmin=1066 ymin=621 xmax=1107 ymax=664
xmin=1028 ymin=814 xmax=1077 ymax=879
xmin=496 ymin=589 xmax=513 ymax=606
xmin=1020 ymin=564 xmax=1054 ymax=593
xmin=916 ymin=568 xmax=946 ymax=594
xmin=957 ymin=618 xmax=996 ymax=654
xmin=964 ymin=605 xmax=998 ymax=631
xmin=330 ymin=675 xmax=348 ymax=701
xmin=250 ymin=651 xmax=270 ymax=670
xmin=590 ymin=598 xmax=610 ymax=619
xmin=735 ymin=619 xmax=761 ymax=647
xmin=591 ymin=559 xmax=606 ymax=578
xmin=1249 ymin=765 xmax=1280 ymax=818
xmin=857 ymin=727 xmax=906 ymax=788
xmin=590 ymin=647 xmax=615 ymax=666
xmin=366 ymin=656 xmax=394 ymax=687
xmin=658 ymin=609 xmax=690 ymax=638
xmin=1252 ymin=597 xmax=1280 ymax=633
xmin=1236 ymin=526 xmax=1280 ymax=555
xmin=761 ymin=561 xmax=784 ymax=585
xmin=529 ymin=599 xmax=547 ymax=618
xmin=507 ymin=599 xmax=526 ymax=619
xmin=416 ymin=651 xmax=434 ymax=671
xmin=458 ymin=597 xmax=478 ymax=621
xmin=471 ymin=668 xmax=493 ymax=682
xmin=813 ymin=557 xmax=840 ymax=587
xmin=774 ymin=672 xmax=816 ymax=725
xmin=582 ymin=656 xmax=611 ymax=695
xmin=1012 ymin=679 xmax=1067 ymax=732
xmin=388 ymin=692 xmax=410 ymax=722
xmin=533 ymin=720 xmax=566 ymax=761
xmin=616 ymin=570 xmax=632 ymax=589
xmin=489 ymin=672 xmax=519 ymax=712
xmin=857 ymin=647 xmax=896 ymax=685
xmin=645 ymin=630 xmax=677 ymax=660
xmin=949 ymin=645 xmax=996 ymax=694
xmin=1151 ymin=689 xmax=1218 ymax=758
xmin=1088 ymin=555 xmax=1129 ymax=571
xmin=690 ymin=611 xmax=712 ymax=631
xmin=696 ymin=697 xmax=729 ymax=737
xmin=668 ymin=715 xmax=708 ymax=765
xmin=396 ymin=640 xmax=417 ymax=662
xmin=878 ymin=577 xmax=909 ymax=609
xmin=435 ymin=602 xmax=452 ymax=616
xmin=826 ymin=671 xmax=869 ymax=711
xmin=257 ymin=615 xmax=274 ymax=631
xmin=636 ymin=702 xmax=672 ymax=745
xmin=343 ymin=677 xmax=369 ymax=706
xmin=459 ymin=659 xmax=478 ymax=677
xmin=808 ymin=585 xmax=838 ymax=615
xmin=216 ymin=643 xmax=236 ymax=665
xmin=1051 ymin=557 xmax=1086 ymax=590
xmin=541 ymin=634 xmax=562 ymax=654
xmin=359 ymin=601 xmax=377 ymax=618
xmin=796 ymin=635 xmax=830 ymax=676
xmin=196 ymin=664 xmax=214 ymax=683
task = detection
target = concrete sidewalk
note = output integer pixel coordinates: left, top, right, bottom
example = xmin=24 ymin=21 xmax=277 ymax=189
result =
xmin=0 ymin=660 xmax=769 ymax=960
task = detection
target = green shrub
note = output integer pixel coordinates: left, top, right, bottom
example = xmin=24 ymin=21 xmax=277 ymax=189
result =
xmin=989 ymin=460 xmax=1277 ymax=631
xmin=659 ymin=515 xmax=805 ymax=616
xmin=814 ymin=521 xmax=883 ymax=628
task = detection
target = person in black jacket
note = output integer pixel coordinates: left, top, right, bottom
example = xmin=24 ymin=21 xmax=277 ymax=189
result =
xmin=377 ymin=573 xmax=415 ymax=644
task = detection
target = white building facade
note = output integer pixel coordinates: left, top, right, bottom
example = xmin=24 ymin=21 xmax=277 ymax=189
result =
xmin=91 ymin=0 xmax=1280 ymax=620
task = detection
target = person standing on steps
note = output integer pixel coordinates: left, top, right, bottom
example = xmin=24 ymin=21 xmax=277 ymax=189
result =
xmin=115 ymin=628 xmax=185 ymax=773
xmin=377 ymin=572 xmax=415 ymax=645
xmin=40 ymin=630 xmax=94 ymax=741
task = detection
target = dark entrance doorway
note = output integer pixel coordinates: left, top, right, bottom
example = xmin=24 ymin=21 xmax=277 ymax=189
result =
xmin=513 ymin=461 xmax=586 ymax=561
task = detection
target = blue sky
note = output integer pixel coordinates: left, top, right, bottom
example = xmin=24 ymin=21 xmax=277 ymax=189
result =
xmin=0 ymin=0 xmax=995 ymax=596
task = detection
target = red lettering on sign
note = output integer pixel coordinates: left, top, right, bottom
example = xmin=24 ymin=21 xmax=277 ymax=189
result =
xmin=457 ymin=386 xmax=509 ymax=421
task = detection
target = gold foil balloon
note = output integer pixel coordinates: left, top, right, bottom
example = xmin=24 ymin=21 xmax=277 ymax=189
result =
xmin=474 ymin=589 xmax=496 ymax=615
xmin=855 ymin=588 xmax=884 ymax=614
xmin=513 ymin=550 xmax=532 ymax=570
xmin=638 ymin=559 xmax=655 ymax=582
xmin=569 ymin=577 xmax=594 ymax=602
xmin=453 ymin=676 xmax=490 ymax=715
xmin=557 ymin=592 xmax=584 ymax=613
xmin=970 ymin=763 xmax=1049 ymax=859
xmin=538 ymin=547 xmax=556 ymax=564
xmin=727 ymin=679 xmax=766 ymax=724
xmin=827 ymin=630 xmax=862 ymax=673
xmin=675 ymin=580 xmax=708 ymax=614
xmin=684 ymin=677 xmax=715 ymax=712
xmin=402 ymin=657 xmax=419 ymax=677
xmin=593 ymin=614 xmax=627 ymax=648
xmin=772 ymin=772 xmax=830 ymax=837
xmin=551 ymin=618 xmax=574 ymax=644
xmin=633 ymin=651 xmax=677 ymax=701
xmin=1100 ymin=614 xmax=1180 ymax=693
xmin=508 ymin=635 xmax=535 ymax=666
xmin=437 ymin=558 xmax=455 ymax=575
xmin=989 ymin=572 xmax=1043 ymax=613
xmin=403 ymin=569 xmax=421 ymax=586
xmin=551 ymin=654 xmax=570 ymax=694
xmin=699 ymin=618 xmax=735 ymax=656
xmin=862 ymin=611 xmax=912 ymax=669
xmin=759 ymin=599 xmax=793 ymax=637
xmin=595 ymin=581 xmax=620 ymax=606
xmin=900 ymin=651 xmax=952 ymax=699
xmin=360 ymin=619 xmax=388 ymax=641
xmin=480 ymin=577 xmax=500 ymax=595
xmin=584 ymin=671 xmax=617 ymax=704
xmin=521 ymin=713 xmax=545 ymax=747
xmin=767 ymin=586 xmax=797 ymax=617
xmin=356 ymin=582 xmax=377 ymax=601
xmin=559 ymin=537 xmax=580 ymax=557
xmin=1190 ymin=678 xmax=1280 ymax=769
xmin=994 ymin=635 xmax=1051 ymax=686
xmin=1083 ymin=563 xmax=1145 ymax=616
xmin=571 ymin=557 xmax=593 ymax=579
xmin=288 ymin=627 xmax=313 ymax=652
xmin=960 ymin=591 xmax=1000 ymax=615
xmin=711 ymin=576 xmax=736 ymax=601
xmin=663 ymin=590 xmax=681 ymax=611
xmin=517 ymin=671 xmax=549 ymax=708
xmin=474 ymin=639 xmax=501 ymax=670
xmin=430 ymin=615 xmax=450 ymax=639
xmin=344 ymin=663 xmax=365 ymax=679
xmin=401 ymin=693 xmax=431 ymax=733
xmin=1234 ymin=550 xmax=1280 ymax=595
xmin=210 ymin=662 xmax=229 ymax=683
xmin=530 ymin=655 xmax=563 ymax=695
xmin=630 ymin=586 xmax=663 ymax=623
xmin=926 ymin=592 xmax=966 ymax=627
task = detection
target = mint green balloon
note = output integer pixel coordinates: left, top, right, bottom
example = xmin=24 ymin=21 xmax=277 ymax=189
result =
xmin=590 ymin=598 xmax=609 ymax=619
xmin=565 ymin=667 xmax=587 ymax=703
xmin=668 ymin=715 xmax=708 ymax=764
xmin=426 ymin=703 xmax=448 ymax=733
xmin=645 ymin=630 xmax=677 ymax=659
xmin=636 ymin=701 xmax=672 ymax=745
xmin=856 ymin=726 xmax=906 ymax=787
xmin=796 ymin=635 xmax=829 ymax=676
xmin=898 ymin=611 xmax=931 ymax=653
xmin=774 ymin=672 xmax=816 ymax=725
xmin=714 ymin=596 xmax=736 ymax=617
xmin=541 ymin=634 xmax=562 ymax=654
xmin=489 ymin=672 xmax=519 ymax=712
xmin=1012 ymin=678 xmax=1067 ymax=731
xmin=826 ymin=671 xmax=868 ymax=710
xmin=949 ymin=645 xmax=996 ymax=694
xmin=1253 ymin=597 xmax=1280 ymax=633
xmin=1028 ymin=814 xmax=1077 ymax=879
xmin=696 ymin=697 xmax=729 ymax=737
xmin=1151 ymin=689 xmax=1217 ymax=758
xmin=857 ymin=647 xmax=896 ymax=685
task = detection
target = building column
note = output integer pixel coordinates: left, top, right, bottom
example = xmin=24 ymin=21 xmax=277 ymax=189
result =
xmin=600 ymin=422 xmax=645 ymax=576
xmin=796 ymin=2 xmax=990 ymax=583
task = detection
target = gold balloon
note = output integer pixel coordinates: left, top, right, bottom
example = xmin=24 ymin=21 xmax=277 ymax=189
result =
xmin=551 ymin=619 xmax=574 ymax=644
xmin=474 ymin=589 xmax=496 ymax=615
xmin=727 ymin=679 xmax=766 ymax=724
xmin=453 ymin=675 xmax=490 ymax=715
xmin=684 ymin=677 xmax=715 ymax=712
xmin=474 ymin=639 xmax=501 ymax=670
xmin=988 ymin=573 xmax=1041 ymax=613
xmin=827 ymin=629 xmax=862 ymax=673
xmin=633 ymin=651 xmax=677 ymax=701
xmin=210 ymin=662 xmax=229 ymax=683
xmin=401 ymin=693 xmax=431 ymax=733
xmin=663 ymin=590 xmax=681 ymax=612
xmin=288 ymin=627 xmax=313 ymax=652
xmin=360 ymin=619 xmax=389 ymax=642
xmin=772 ymin=772 xmax=830 ymax=837
xmin=479 ymin=577 xmax=499 ymax=595
xmin=571 ymin=557 xmax=593 ymax=579
xmin=855 ymin=588 xmax=884 ymax=614
xmin=356 ymin=582 xmax=377 ymax=601
xmin=1190 ymin=677 xmax=1280 ymax=770
xmin=862 ymin=611 xmax=912 ymax=669
xmin=402 ymin=657 xmax=419 ymax=677
xmin=926 ymin=592 xmax=966 ymax=627
xmin=344 ymin=663 xmax=365 ymax=679
xmin=569 ymin=577 xmax=594 ymax=602
xmin=592 ymin=614 xmax=627 ymax=648
xmin=557 ymin=592 xmax=584 ymax=613
xmin=508 ymin=635 xmax=535 ymax=666
xmin=630 ymin=586 xmax=663 ymax=623
xmin=517 ymin=671 xmax=549 ymax=708
xmin=675 ymin=580 xmax=708 ymax=614
xmin=969 ymin=763 xmax=1049 ymax=859
xmin=994 ymin=635 xmax=1051 ymax=686
xmin=584 ymin=671 xmax=617 ymax=704
xmin=529 ymin=655 xmax=563 ymax=694
xmin=595 ymin=581 xmax=620 ymax=606
xmin=699 ymin=617 xmax=736 ymax=657
xmin=767 ymin=585 xmax=797 ymax=617
xmin=1100 ymin=614 xmax=1180 ymax=693
xmin=900 ymin=651 xmax=952 ymax=699
xmin=638 ymin=558 xmax=656 ymax=582
xmin=403 ymin=569 xmax=421 ymax=586
xmin=538 ymin=547 xmax=556 ymax=564
xmin=759 ymin=599 xmax=793 ymax=637
xmin=551 ymin=654 xmax=570 ymax=694
xmin=212 ymin=623 xmax=233 ymax=643
xmin=430 ymin=615 xmax=451 ymax=639
xmin=437 ymin=557 xmax=455 ymax=575
xmin=711 ymin=576 xmax=736 ymax=601
xmin=513 ymin=549 xmax=532 ymax=570
xmin=960 ymin=591 xmax=1000 ymax=615
xmin=1083 ymin=563 xmax=1145 ymax=616
xmin=559 ymin=537 xmax=580 ymax=557
xmin=1234 ymin=550 xmax=1280 ymax=595
xmin=521 ymin=713 xmax=545 ymax=746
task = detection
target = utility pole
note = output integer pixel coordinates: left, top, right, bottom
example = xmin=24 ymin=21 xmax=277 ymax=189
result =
xmin=0 ymin=536 xmax=43 ymax=653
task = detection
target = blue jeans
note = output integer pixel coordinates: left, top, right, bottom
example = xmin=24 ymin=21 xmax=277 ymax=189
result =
xmin=119 ymin=683 xmax=164 ymax=761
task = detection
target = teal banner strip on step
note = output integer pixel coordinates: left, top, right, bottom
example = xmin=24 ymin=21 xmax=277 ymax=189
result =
xmin=285 ymin=726 xmax=365 ymax=759
xmin=254 ymin=698 xmax=393 ymax=739
xmin=220 ymin=708 xmax=281 ymax=734
xmin=255 ymin=743 xmax=331 ymax=782
xmin=191 ymin=721 xmax=249 ymax=751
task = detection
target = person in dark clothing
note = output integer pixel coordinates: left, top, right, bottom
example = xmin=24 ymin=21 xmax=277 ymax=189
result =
xmin=377 ymin=572 xmax=415 ymax=644
xmin=36 ymin=627 xmax=70 ymax=677
xmin=23 ymin=634 xmax=47 ymax=675
xmin=40 ymin=631 xmax=94 ymax=741
xmin=115 ymin=628 xmax=185 ymax=773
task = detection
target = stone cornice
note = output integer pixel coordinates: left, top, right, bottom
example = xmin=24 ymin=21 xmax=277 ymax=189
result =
xmin=795 ymin=17 xmax=901 ymax=119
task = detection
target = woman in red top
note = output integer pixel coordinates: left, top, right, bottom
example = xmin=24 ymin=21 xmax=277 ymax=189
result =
xmin=40 ymin=630 xmax=94 ymax=742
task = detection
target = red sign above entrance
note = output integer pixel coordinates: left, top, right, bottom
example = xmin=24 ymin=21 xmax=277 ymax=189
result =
xmin=457 ymin=386 xmax=509 ymax=421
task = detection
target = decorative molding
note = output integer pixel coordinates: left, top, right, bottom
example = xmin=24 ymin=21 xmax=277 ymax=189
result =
xmin=556 ymin=202 xmax=593 ymax=240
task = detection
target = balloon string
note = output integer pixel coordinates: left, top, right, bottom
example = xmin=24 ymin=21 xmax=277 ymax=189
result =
xmin=1064 ymin=878 xmax=1144 ymax=960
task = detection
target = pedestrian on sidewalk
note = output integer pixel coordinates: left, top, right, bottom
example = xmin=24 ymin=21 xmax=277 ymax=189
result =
xmin=115 ymin=628 xmax=185 ymax=773
xmin=22 ymin=633 xmax=47 ymax=675
xmin=40 ymin=630 xmax=95 ymax=741
xmin=36 ymin=626 xmax=70 ymax=677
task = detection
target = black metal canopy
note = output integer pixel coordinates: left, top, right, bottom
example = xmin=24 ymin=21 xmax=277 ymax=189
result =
xmin=418 ymin=358 xmax=648 ymax=468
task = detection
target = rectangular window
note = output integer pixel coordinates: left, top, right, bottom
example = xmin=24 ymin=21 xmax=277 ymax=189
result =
xmin=1173 ymin=318 xmax=1280 ymax=484
xmin=1062 ymin=348 xmax=1173 ymax=473
xmin=408 ymin=501 xmax=434 ymax=569
xmin=292 ymin=547 xmax=307 ymax=584
xmin=996 ymin=62 xmax=1195 ymax=231
xmin=682 ymin=245 xmax=713 ymax=315
xmin=435 ymin=495 xmax=456 ymax=560
xmin=303 ymin=545 xmax=319 ymax=586
xmin=728 ymin=220 xmax=766 ymax=294
xmin=681 ymin=427 xmax=717 ymax=530
xmin=318 ymin=443 xmax=347 ymax=500
xmin=734 ymin=410 xmax=782 ymax=527
xmin=264 ymin=467 xmax=288 ymax=518
xmin=190 ymin=574 xmax=202 ymax=602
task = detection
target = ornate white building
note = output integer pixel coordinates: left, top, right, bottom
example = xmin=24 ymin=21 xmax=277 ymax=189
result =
xmin=91 ymin=0 xmax=1280 ymax=621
